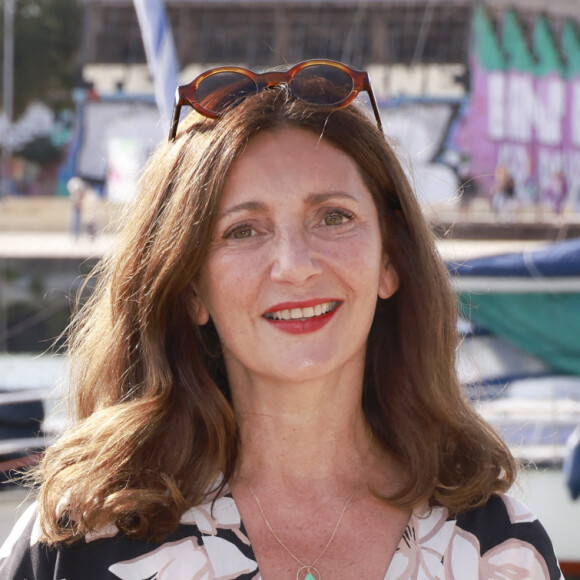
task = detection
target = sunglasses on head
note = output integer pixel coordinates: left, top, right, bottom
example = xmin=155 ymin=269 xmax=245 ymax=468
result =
xmin=168 ymin=59 xmax=383 ymax=141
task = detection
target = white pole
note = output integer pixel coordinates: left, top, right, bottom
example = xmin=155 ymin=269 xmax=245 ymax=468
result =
xmin=0 ymin=0 xmax=14 ymax=351
xmin=1 ymin=0 xmax=15 ymax=199
xmin=133 ymin=0 xmax=179 ymax=130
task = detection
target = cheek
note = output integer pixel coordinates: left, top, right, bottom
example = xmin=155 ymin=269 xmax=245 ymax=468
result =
xmin=199 ymin=258 xmax=255 ymax=320
xmin=330 ymin=236 xmax=383 ymax=288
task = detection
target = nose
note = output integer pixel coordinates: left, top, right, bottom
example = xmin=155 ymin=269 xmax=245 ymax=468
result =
xmin=270 ymin=230 xmax=321 ymax=285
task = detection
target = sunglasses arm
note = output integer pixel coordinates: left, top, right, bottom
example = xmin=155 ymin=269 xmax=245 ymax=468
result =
xmin=168 ymin=98 xmax=183 ymax=142
xmin=366 ymin=85 xmax=383 ymax=133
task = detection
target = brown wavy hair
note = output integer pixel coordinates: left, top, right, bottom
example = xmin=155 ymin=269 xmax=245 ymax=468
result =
xmin=34 ymin=87 xmax=516 ymax=545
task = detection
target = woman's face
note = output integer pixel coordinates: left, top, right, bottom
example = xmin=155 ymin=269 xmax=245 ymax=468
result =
xmin=195 ymin=127 xmax=398 ymax=386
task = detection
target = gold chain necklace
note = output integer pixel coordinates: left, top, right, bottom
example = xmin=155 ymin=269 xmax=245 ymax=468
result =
xmin=241 ymin=474 xmax=361 ymax=580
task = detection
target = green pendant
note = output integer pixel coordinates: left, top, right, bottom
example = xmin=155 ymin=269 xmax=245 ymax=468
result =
xmin=297 ymin=565 xmax=320 ymax=580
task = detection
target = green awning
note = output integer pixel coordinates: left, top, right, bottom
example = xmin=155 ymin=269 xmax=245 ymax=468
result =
xmin=458 ymin=292 xmax=580 ymax=376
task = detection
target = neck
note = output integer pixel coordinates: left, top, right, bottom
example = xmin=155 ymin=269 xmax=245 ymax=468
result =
xmin=230 ymin=368 xmax=372 ymax=490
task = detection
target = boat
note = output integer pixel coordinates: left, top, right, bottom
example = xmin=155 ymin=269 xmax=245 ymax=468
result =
xmin=0 ymin=354 xmax=65 ymax=543
xmin=450 ymin=238 xmax=580 ymax=573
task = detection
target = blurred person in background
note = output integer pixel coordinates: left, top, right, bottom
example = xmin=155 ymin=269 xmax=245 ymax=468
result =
xmin=67 ymin=176 xmax=101 ymax=239
xmin=546 ymin=169 xmax=568 ymax=216
xmin=492 ymin=164 xmax=516 ymax=221
xmin=67 ymin=176 xmax=86 ymax=239
xmin=1 ymin=61 xmax=562 ymax=579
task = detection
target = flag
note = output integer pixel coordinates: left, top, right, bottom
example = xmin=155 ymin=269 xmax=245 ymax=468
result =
xmin=133 ymin=0 xmax=180 ymax=130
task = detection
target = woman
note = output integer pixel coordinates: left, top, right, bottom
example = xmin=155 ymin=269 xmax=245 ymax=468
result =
xmin=1 ymin=61 xmax=561 ymax=579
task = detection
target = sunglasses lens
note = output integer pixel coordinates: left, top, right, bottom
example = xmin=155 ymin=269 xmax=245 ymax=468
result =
xmin=195 ymin=71 xmax=259 ymax=115
xmin=290 ymin=65 xmax=354 ymax=106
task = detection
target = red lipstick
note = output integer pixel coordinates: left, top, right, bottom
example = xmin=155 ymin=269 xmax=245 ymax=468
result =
xmin=263 ymin=299 xmax=342 ymax=334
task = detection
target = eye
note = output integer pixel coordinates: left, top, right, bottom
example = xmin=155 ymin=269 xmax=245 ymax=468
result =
xmin=322 ymin=208 xmax=354 ymax=226
xmin=224 ymin=224 xmax=255 ymax=239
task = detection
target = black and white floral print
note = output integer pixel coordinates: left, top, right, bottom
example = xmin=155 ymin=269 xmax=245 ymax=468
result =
xmin=386 ymin=495 xmax=562 ymax=580
xmin=0 ymin=490 xmax=562 ymax=579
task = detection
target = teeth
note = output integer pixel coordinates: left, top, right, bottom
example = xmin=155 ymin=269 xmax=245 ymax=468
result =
xmin=266 ymin=301 xmax=337 ymax=321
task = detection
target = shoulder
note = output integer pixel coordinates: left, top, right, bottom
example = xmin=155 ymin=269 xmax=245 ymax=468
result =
xmin=455 ymin=495 xmax=554 ymax=552
xmin=387 ymin=496 xmax=562 ymax=580
xmin=452 ymin=494 xmax=563 ymax=579
xmin=0 ymin=494 xmax=259 ymax=580
xmin=0 ymin=502 xmax=52 ymax=579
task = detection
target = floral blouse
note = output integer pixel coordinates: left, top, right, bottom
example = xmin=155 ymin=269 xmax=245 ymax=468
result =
xmin=0 ymin=491 xmax=563 ymax=579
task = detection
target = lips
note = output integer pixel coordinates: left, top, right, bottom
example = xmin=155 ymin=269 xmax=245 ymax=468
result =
xmin=263 ymin=300 xmax=340 ymax=321
xmin=263 ymin=299 xmax=342 ymax=334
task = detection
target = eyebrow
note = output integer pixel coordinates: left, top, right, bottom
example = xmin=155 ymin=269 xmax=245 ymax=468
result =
xmin=217 ymin=191 xmax=358 ymax=220
xmin=217 ymin=201 xmax=267 ymax=220
xmin=307 ymin=191 xmax=358 ymax=205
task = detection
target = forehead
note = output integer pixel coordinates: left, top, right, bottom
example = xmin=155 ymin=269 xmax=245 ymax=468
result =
xmin=220 ymin=127 xmax=370 ymax=204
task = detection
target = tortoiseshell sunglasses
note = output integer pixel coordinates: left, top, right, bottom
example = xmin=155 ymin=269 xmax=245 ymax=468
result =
xmin=168 ymin=59 xmax=383 ymax=141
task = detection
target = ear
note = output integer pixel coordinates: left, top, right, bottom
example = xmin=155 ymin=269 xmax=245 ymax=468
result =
xmin=188 ymin=286 xmax=210 ymax=326
xmin=192 ymin=296 xmax=210 ymax=325
xmin=378 ymin=257 xmax=399 ymax=300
